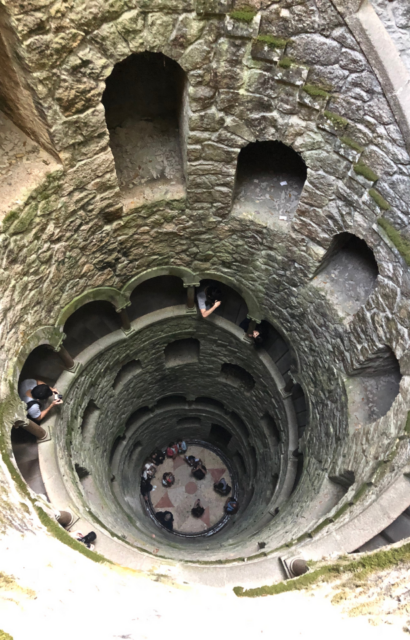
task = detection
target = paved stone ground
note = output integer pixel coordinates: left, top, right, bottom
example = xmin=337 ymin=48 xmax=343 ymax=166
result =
xmin=0 ymin=111 xmax=60 ymax=219
xmin=149 ymin=445 xmax=232 ymax=534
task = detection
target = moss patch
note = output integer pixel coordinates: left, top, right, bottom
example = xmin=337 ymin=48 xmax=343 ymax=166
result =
xmin=256 ymin=34 xmax=287 ymax=49
xmin=278 ymin=56 xmax=292 ymax=69
xmin=405 ymin=412 xmax=410 ymax=435
xmin=34 ymin=506 xmax=111 ymax=565
xmin=369 ymin=188 xmax=390 ymax=211
xmin=229 ymin=8 xmax=256 ymax=22
xmin=234 ymin=541 xmax=410 ymax=598
xmin=302 ymin=84 xmax=330 ymax=99
xmin=0 ymin=631 xmax=13 ymax=640
xmin=324 ymin=110 xmax=348 ymax=129
xmin=377 ymin=218 xmax=410 ymax=266
xmin=353 ymin=163 xmax=378 ymax=182
xmin=340 ymin=136 xmax=364 ymax=153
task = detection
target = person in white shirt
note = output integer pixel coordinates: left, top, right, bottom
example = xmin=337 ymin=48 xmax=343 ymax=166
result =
xmin=196 ymin=284 xmax=223 ymax=318
xmin=18 ymin=379 xmax=63 ymax=424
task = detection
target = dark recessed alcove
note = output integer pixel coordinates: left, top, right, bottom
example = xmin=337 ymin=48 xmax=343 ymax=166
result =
xmin=232 ymin=140 xmax=307 ymax=226
xmin=128 ymin=276 xmax=186 ymax=321
xmin=102 ymin=51 xmax=186 ymax=198
xmin=63 ymin=301 xmax=121 ymax=358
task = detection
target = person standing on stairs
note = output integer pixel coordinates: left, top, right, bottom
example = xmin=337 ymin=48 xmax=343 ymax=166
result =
xmin=19 ymin=379 xmax=63 ymax=424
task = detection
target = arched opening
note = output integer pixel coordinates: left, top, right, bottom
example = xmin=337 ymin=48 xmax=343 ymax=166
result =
xmin=128 ymin=275 xmax=186 ymax=321
xmin=232 ymin=141 xmax=307 ymax=226
xmin=113 ymin=360 xmax=142 ymax=392
xmin=346 ymin=346 xmax=402 ymax=426
xmin=313 ymin=232 xmax=379 ymax=318
xmin=164 ymin=339 xmax=200 ymax=368
xmin=19 ymin=344 xmax=65 ymax=388
xmin=11 ymin=426 xmax=47 ymax=495
xmin=62 ymin=300 xmax=122 ymax=358
xmin=196 ymin=279 xmax=248 ymax=325
xmin=102 ymin=52 xmax=187 ymax=205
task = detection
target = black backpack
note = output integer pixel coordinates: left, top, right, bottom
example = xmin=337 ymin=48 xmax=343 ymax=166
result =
xmin=26 ymin=400 xmax=41 ymax=424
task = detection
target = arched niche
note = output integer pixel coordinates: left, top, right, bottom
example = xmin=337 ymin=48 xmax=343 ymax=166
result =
xmin=346 ymin=345 xmax=402 ymax=427
xmin=232 ymin=140 xmax=307 ymax=227
xmin=313 ymin=232 xmax=379 ymax=319
xmin=127 ymin=275 xmax=187 ymax=321
xmin=62 ymin=300 xmax=122 ymax=358
xmin=102 ymin=51 xmax=187 ymax=205
xmin=18 ymin=344 xmax=65 ymax=389
xmin=55 ymin=287 xmax=127 ymax=330
xmin=122 ymin=266 xmax=197 ymax=299
xmin=196 ymin=272 xmax=259 ymax=321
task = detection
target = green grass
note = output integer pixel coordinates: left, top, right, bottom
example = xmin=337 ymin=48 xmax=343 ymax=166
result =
xmin=229 ymin=8 xmax=256 ymax=22
xmin=234 ymin=540 xmax=410 ymax=597
xmin=302 ymin=84 xmax=330 ymax=99
xmin=353 ymin=163 xmax=378 ymax=182
xmin=369 ymin=188 xmax=390 ymax=210
xmin=278 ymin=56 xmax=292 ymax=69
xmin=34 ymin=506 xmax=111 ymax=565
xmin=323 ymin=110 xmax=348 ymax=129
xmin=256 ymin=34 xmax=287 ymax=49
xmin=340 ymin=136 xmax=364 ymax=153
xmin=377 ymin=218 xmax=410 ymax=266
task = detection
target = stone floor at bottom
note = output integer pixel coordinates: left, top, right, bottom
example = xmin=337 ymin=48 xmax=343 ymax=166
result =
xmin=149 ymin=445 xmax=232 ymax=533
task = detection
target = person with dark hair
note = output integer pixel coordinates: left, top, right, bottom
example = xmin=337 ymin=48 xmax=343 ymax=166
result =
xmin=71 ymin=531 xmax=97 ymax=550
xmin=155 ymin=511 xmax=174 ymax=532
xmin=162 ymin=472 xmax=175 ymax=488
xmin=141 ymin=476 xmax=153 ymax=501
xmin=225 ymin=498 xmax=239 ymax=515
xmin=192 ymin=460 xmax=207 ymax=481
xmin=150 ymin=449 xmax=165 ymax=466
xmin=196 ymin=284 xmax=223 ymax=318
xmin=191 ymin=499 xmax=205 ymax=518
xmin=239 ymin=318 xmax=269 ymax=345
xmin=166 ymin=443 xmax=178 ymax=459
xmin=19 ymin=379 xmax=63 ymax=424
xmin=214 ymin=478 xmax=231 ymax=496
xmin=142 ymin=461 xmax=156 ymax=481
xmin=184 ymin=455 xmax=199 ymax=467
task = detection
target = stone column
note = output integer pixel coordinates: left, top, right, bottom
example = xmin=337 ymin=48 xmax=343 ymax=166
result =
xmin=56 ymin=345 xmax=76 ymax=370
xmin=118 ymin=308 xmax=131 ymax=332
xmin=15 ymin=419 xmax=47 ymax=441
xmin=55 ymin=509 xmax=74 ymax=528
xmin=184 ymin=282 xmax=199 ymax=314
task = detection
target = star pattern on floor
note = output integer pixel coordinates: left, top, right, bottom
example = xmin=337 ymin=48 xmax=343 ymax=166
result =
xmin=147 ymin=445 xmax=233 ymax=533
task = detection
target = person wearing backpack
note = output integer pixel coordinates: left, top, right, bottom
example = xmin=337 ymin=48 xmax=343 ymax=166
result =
xmin=18 ymin=379 xmax=63 ymax=424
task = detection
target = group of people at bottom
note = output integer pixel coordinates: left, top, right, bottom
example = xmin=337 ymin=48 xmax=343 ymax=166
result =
xmin=140 ymin=442 xmax=239 ymax=532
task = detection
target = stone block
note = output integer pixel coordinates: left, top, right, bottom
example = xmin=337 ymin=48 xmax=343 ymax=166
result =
xmin=195 ymin=0 xmax=233 ymax=14
xmin=224 ymin=13 xmax=261 ymax=39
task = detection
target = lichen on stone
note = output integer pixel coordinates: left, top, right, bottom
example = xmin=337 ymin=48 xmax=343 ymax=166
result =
xmin=302 ymin=84 xmax=330 ymax=99
xmin=353 ymin=163 xmax=378 ymax=182
xmin=378 ymin=218 xmax=410 ymax=266
xmin=340 ymin=136 xmax=364 ymax=153
xmin=369 ymin=188 xmax=390 ymax=210
xmin=229 ymin=8 xmax=256 ymax=22
xmin=255 ymin=34 xmax=288 ymax=49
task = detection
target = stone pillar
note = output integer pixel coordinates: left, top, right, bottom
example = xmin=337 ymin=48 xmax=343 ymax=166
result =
xmin=118 ymin=308 xmax=131 ymax=332
xmin=184 ymin=282 xmax=199 ymax=314
xmin=55 ymin=509 xmax=74 ymax=528
xmin=56 ymin=345 xmax=76 ymax=370
xmin=15 ymin=419 xmax=47 ymax=441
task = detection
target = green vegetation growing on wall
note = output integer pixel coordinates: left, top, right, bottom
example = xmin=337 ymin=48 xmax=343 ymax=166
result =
xmin=302 ymin=84 xmax=330 ymax=99
xmin=229 ymin=7 xmax=256 ymax=22
xmin=405 ymin=412 xmax=410 ymax=435
xmin=353 ymin=163 xmax=378 ymax=182
xmin=369 ymin=188 xmax=390 ymax=211
xmin=340 ymin=136 xmax=363 ymax=153
xmin=256 ymin=34 xmax=288 ymax=48
xmin=377 ymin=218 xmax=410 ymax=266
xmin=234 ymin=541 xmax=410 ymax=597
xmin=278 ymin=56 xmax=292 ymax=69
xmin=323 ymin=110 xmax=348 ymax=130
xmin=34 ymin=506 xmax=111 ymax=565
